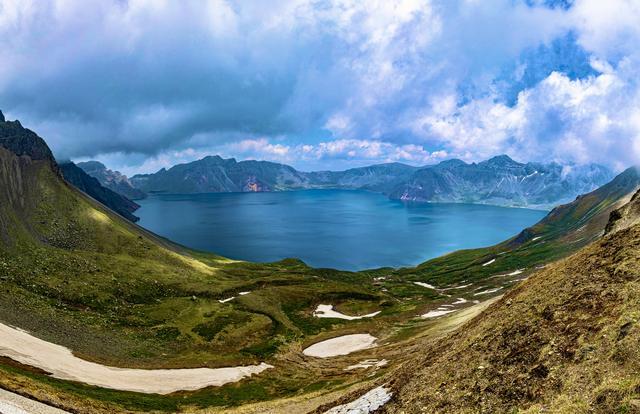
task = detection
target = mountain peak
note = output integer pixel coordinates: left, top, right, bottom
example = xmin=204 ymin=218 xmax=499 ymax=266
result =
xmin=78 ymin=160 xmax=107 ymax=171
xmin=0 ymin=110 xmax=4 ymax=123
xmin=0 ymin=115 xmax=56 ymax=163
xmin=435 ymin=158 xmax=466 ymax=169
xmin=485 ymin=154 xmax=520 ymax=166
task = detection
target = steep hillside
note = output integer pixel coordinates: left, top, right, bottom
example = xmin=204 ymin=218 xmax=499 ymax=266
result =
xmin=60 ymin=161 xmax=141 ymax=222
xmin=389 ymin=155 xmax=614 ymax=209
xmin=380 ymin=191 xmax=640 ymax=413
xmin=77 ymin=161 xmax=146 ymax=200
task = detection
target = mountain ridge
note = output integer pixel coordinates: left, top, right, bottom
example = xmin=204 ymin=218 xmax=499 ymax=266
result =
xmin=96 ymin=154 xmax=615 ymax=210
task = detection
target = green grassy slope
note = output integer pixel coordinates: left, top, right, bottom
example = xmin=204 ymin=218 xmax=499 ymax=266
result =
xmin=383 ymin=191 xmax=640 ymax=413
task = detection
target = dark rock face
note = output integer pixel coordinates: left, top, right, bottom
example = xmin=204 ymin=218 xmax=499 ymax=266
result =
xmin=0 ymin=114 xmax=56 ymax=164
xmin=60 ymin=162 xmax=141 ymax=222
xmin=77 ymin=161 xmax=147 ymax=200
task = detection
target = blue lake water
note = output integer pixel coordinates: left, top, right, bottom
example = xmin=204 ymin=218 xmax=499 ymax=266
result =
xmin=136 ymin=190 xmax=547 ymax=271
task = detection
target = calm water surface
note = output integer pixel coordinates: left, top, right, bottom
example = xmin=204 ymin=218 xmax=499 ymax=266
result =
xmin=136 ymin=190 xmax=547 ymax=271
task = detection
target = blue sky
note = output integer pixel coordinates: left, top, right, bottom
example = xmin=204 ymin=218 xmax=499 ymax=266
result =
xmin=0 ymin=0 xmax=639 ymax=175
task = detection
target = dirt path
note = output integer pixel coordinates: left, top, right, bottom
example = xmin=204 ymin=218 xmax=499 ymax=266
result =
xmin=0 ymin=322 xmax=272 ymax=394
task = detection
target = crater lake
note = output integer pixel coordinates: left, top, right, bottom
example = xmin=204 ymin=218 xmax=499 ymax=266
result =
xmin=136 ymin=189 xmax=547 ymax=270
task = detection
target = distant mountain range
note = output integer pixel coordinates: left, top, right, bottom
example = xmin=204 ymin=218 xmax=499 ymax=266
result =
xmin=388 ymin=155 xmax=614 ymax=208
xmin=81 ymin=154 xmax=613 ymax=210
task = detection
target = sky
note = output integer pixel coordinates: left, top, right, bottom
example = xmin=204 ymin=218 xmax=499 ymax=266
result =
xmin=0 ymin=0 xmax=639 ymax=175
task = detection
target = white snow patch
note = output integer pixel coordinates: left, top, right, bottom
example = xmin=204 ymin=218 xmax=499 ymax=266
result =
xmin=507 ymin=269 xmax=525 ymax=276
xmin=474 ymin=287 xmax=503 ymax=296
xmin=344 ymin=359 xmax=388 ymax=371
xmin=421 ymin=309 xmax=457 ymax=318
xmin=0 ymin=323 xmax=272 ymax=394
xmin=324 ymin=386 xmax=392 ymax=414
xmin=441 ymin=283 xmax=472 ymax=291
xmin=482 ymin=259 xmax=496 ymax=266
xmin=239 ymin=291 xmax=251 ymax=296
xmin=303 ymin=334 xmax=378 ymax=358
xmin=532 ymin=236 xmax=542 ymax=241
xmin=414 ymin=282 xmax=437 ymax=289
xmin=452 ymin=297 xmax=468 ymax=305
xmin=218 ymin=297 xmax=235 ymax=303
xmin=313 ymin=304 xmax=381 ymax=321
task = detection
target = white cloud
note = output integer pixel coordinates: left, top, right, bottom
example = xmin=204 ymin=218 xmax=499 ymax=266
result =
xmin=2 ymin=0 xmax=640 ymax=170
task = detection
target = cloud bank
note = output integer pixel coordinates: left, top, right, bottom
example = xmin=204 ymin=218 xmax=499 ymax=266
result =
xmin=0 ymin=0 xmax=639 ymax=173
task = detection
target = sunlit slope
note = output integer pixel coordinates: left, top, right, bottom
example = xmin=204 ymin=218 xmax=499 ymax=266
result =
xmin=383 ymin=189 xmax=640 ymax=413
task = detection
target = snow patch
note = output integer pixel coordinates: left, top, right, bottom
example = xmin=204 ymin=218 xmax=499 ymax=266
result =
xmin=421 ymin=309 xmax=457 ymax=318
xmin=441 ymin=283 xmax=472 ymax=291
xmin=413 ymin=282 xmax=437 ymax=289
xmin=344 ymin=359 xmax=388 ymax=371
xmin=218 ymin=297 xmax=235 ymax=303
xmin=313 ymin=304 xmax=381 ymax=320
xmin=303 ymin=334 xmax=377 ymax=358
xmin=324 ymin=386 xmax=392 ymax=414
xmin=0 ymin=322 xmax=272 ymax=394
xmin=482 ymin=259 xmax=496 ymax=266
xmin=474 ymin=287 xmax=503 ymax=296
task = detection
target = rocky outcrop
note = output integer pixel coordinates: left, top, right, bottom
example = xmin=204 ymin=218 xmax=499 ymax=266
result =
xmin=605 ymin=172 xmax=640 ymax=234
